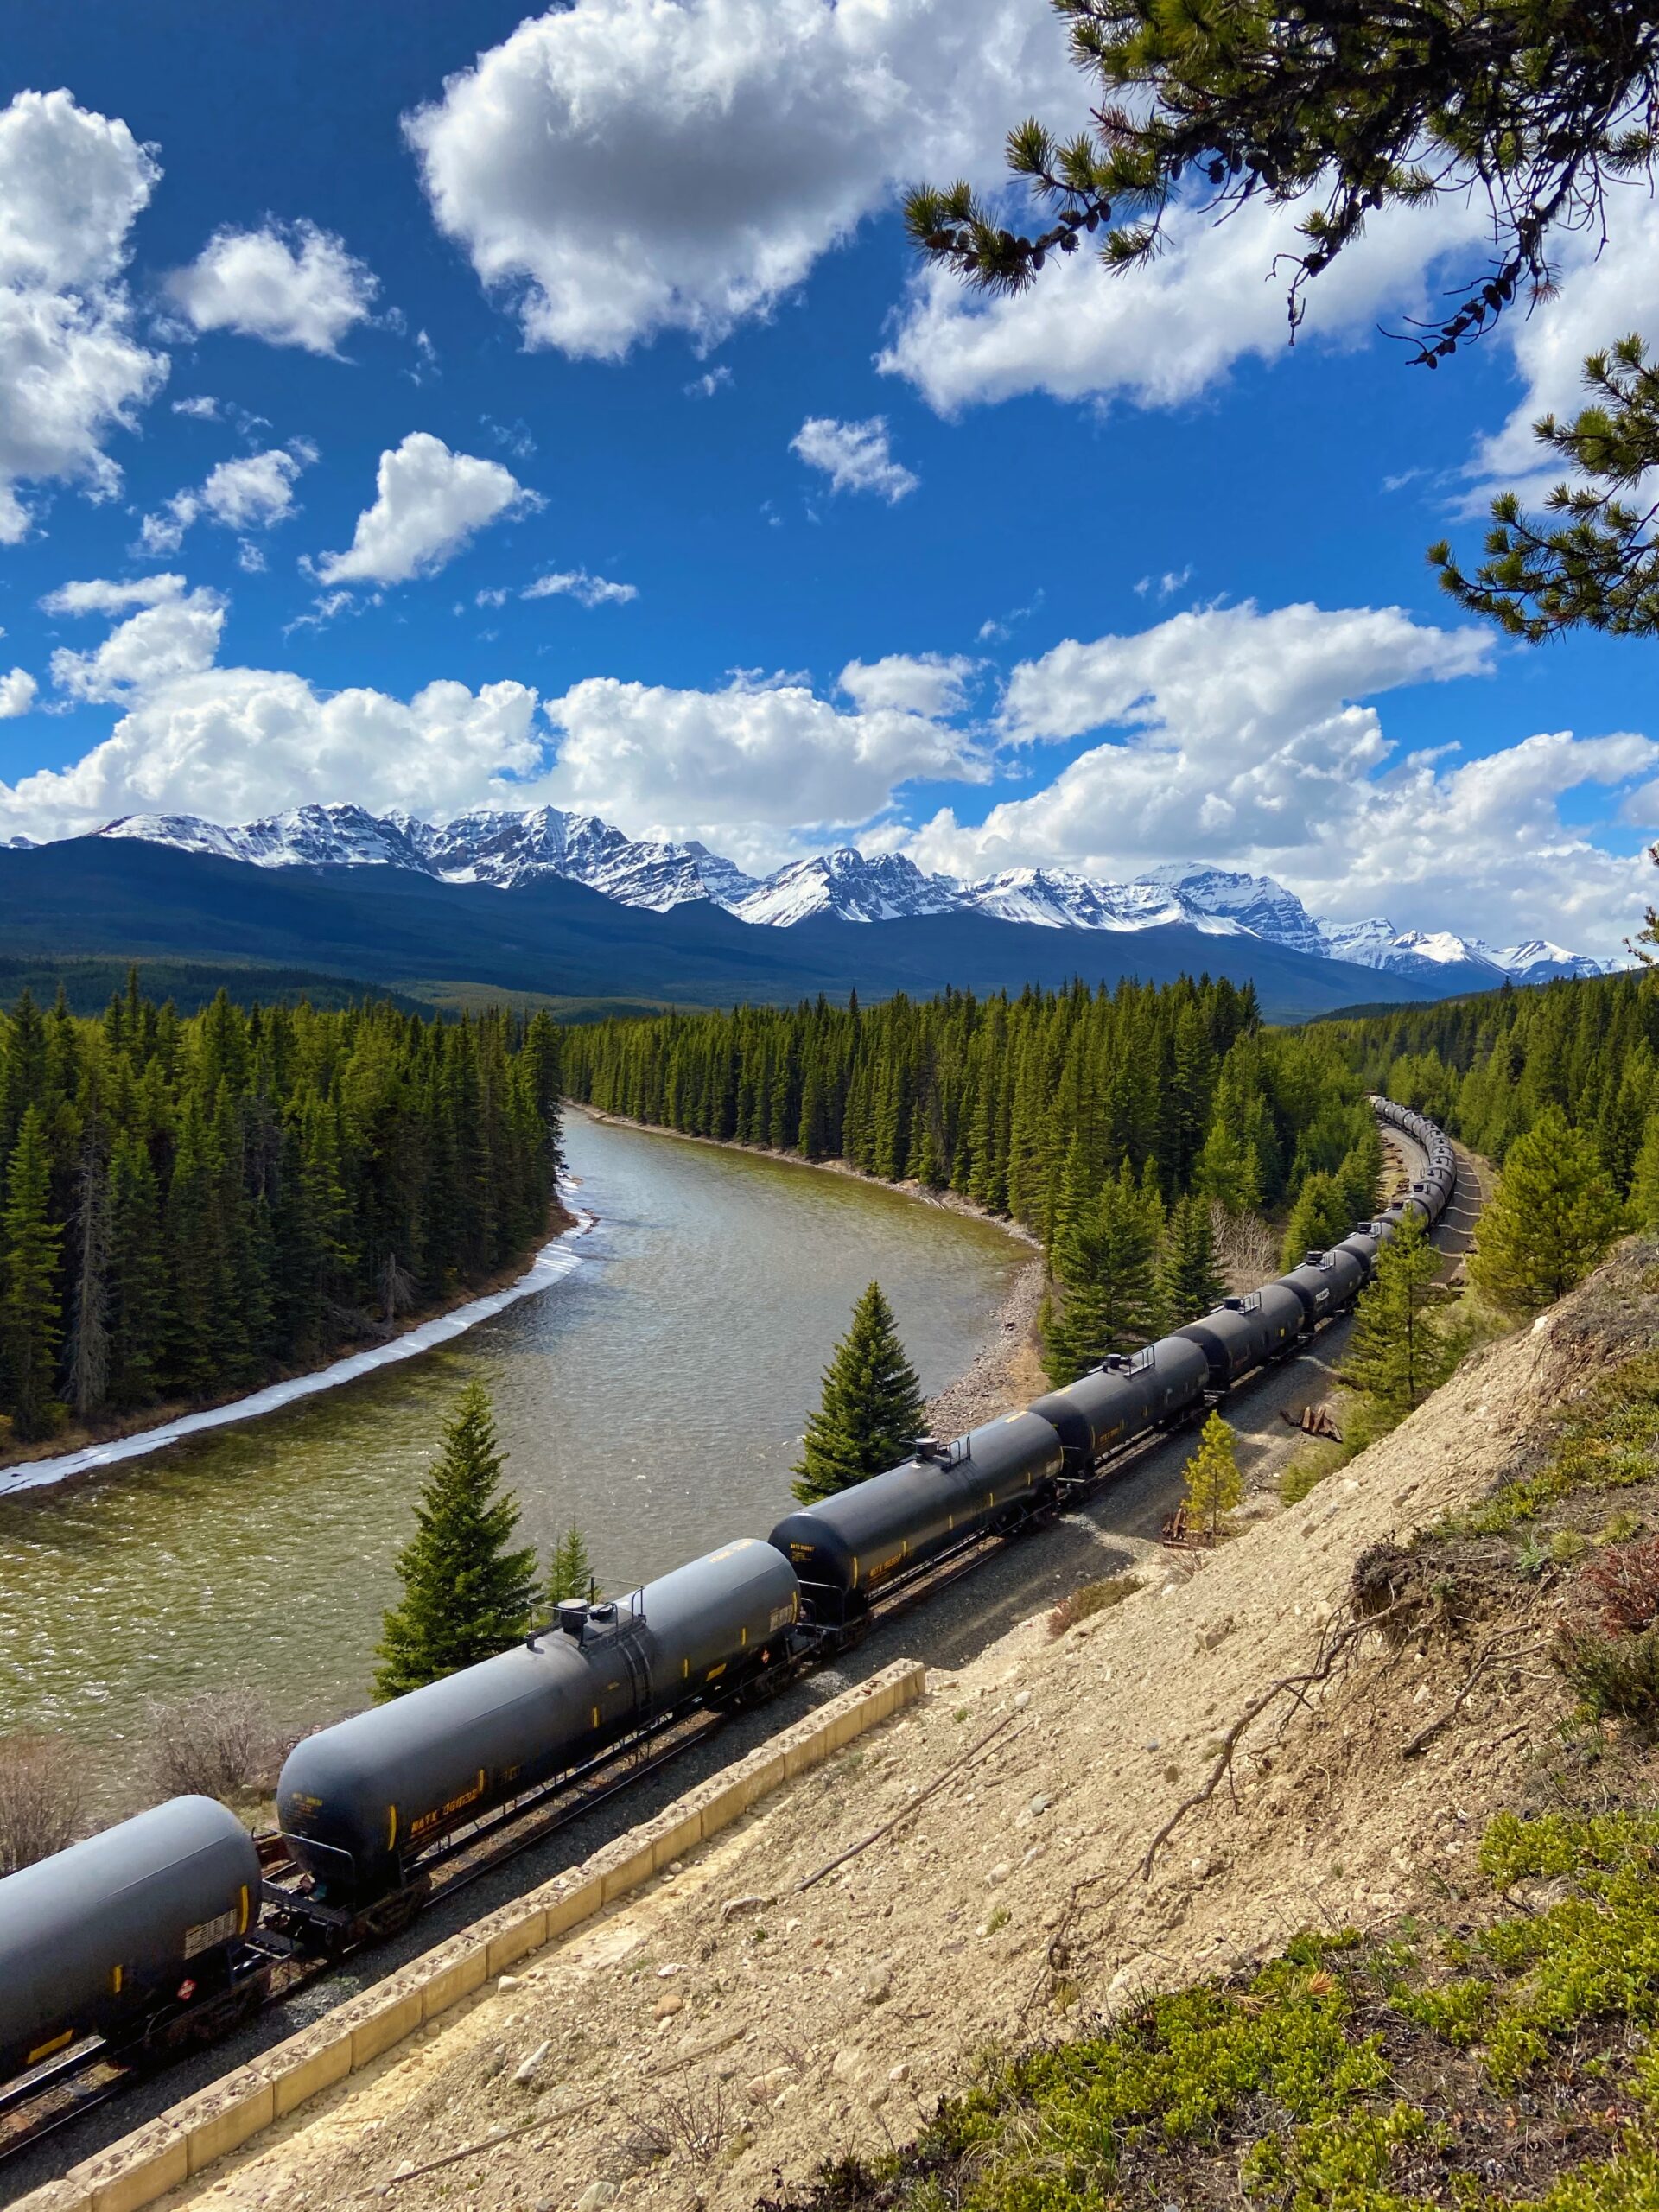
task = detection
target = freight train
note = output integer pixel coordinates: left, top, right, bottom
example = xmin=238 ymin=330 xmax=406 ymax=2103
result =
xmin=0 ymin=1100 xmax=1454 ymax=2101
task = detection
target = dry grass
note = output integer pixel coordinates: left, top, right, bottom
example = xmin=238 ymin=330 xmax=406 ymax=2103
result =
xmin=1046 ymin=1574 xmax=1140 ymax=1637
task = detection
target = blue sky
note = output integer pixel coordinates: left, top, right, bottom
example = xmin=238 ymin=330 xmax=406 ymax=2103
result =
xmin=0 ymin=0 xmax=1655 ymax=956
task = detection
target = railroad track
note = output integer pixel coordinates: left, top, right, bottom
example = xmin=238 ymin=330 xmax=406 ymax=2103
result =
xmin=1 ymin=1128 xmax=1468 ymax=2183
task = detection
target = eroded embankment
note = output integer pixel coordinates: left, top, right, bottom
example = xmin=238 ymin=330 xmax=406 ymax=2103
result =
xmin=91 ymin=1238 xmax=1651 ymax=2212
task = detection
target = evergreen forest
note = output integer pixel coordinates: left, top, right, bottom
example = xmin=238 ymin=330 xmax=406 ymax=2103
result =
xmin=1328 ymin=972 xmax=1657 ymax=1208
xmin=0 ymin=980 xmax=564 ymax=1446
xmin=562 ymin=979 xmax=1386 ymax=1381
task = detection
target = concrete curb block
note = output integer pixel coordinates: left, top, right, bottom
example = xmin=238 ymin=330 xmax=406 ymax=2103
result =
xmin=22 ymin=1660 xmax=925 ymax=2212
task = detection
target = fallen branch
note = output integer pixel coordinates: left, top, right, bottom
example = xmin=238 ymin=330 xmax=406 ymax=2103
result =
xmin=1400 ymin=1622 xmax=1545 ymax=1759
xmin=372 ymin=2027 xmax=753 ymax=2194
xmin=1027 ymin=1594 xmax=1417 ymax=2016
xmin=796 ymin=1708 xmax=1018 ymax=1892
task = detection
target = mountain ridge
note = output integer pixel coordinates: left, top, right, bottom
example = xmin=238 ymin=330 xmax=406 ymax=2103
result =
xmin=0 ymin=835 xmax=1491 ymax=1026
xmin=70 ymin=803 xmax=1622 ymax=988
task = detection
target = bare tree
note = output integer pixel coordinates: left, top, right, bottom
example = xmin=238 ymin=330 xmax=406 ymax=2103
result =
xmin=1211 ymin=1202 xmax=1278 ymax=1295
xmin=0 ymin=1732 xmax=85 ymax=1873
xmin=380 ymin=1249 xmax=417 ymax=1330
xmin=145 ymin=1688 xmax=278 ymax=1802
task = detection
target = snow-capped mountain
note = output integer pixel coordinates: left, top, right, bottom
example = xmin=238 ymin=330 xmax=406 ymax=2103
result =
xmin=1495 ymin=939 xmax=1621 ymax=984
xmin=82 ymin=804 xmax=1621 ymax=988
xmin=731 ymin=849 xmax=962 ymax=926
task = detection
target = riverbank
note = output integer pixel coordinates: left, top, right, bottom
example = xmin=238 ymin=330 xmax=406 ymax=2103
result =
xmin=572 ymin=1106 xmax=1049 ymax=1434
xmin=0 ymin=1193 xmax=591 ymax=1499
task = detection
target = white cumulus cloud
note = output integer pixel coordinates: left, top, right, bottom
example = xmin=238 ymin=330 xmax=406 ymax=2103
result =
xmin=140 ymin=442 xmax=316 ymax=554
xmin=901 ymin=599 xmax=1649 ymax=957
xmin=791 ymin=416 xmax=917 ymax=502
xmin=49 ymin=585 xmax=226 ymax=704
xmin=0 ymin=89 xmax=167 ymax=542
xmin=403 ymin=0 xmax=1080 ymax=360
xmin=40 ymin=573 xmax=187 ymax=617
xmin=0 ymin=669 xmax=36 ymax=719
xmin=881 ymin=190 xmax=1484 ymax=416
xmin=541 ymin=670 xmax=986 ymax=866
xmin=839 ymin=652 xmax=974 ymax=717
xmin=522 ymin=568 xmax=637 ymax=607
xmin=165 ymin=218 xmax=378 ymax=356
xmin=315 ymin=432 xmax=539 ymax=587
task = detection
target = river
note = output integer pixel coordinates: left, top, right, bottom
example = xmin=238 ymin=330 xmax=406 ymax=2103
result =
xmin=0 ymin=1111 xmax=1023 ymax=1803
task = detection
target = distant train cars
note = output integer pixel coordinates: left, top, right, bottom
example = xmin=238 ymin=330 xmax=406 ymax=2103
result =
xmin=0 ymin=1099 xmax=1454 ymax=2096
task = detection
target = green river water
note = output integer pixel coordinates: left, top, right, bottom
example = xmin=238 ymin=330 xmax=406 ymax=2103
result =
xmin=0 ymin=1112 xmax=1022 ymax=1802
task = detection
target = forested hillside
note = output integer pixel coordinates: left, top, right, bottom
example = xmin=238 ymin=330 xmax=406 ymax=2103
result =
xmin=0 ymin=981 xmax=564 ymax=1446
xmin=562 ymin=980 xmax=1383 ymax=1382
xmin=1330 ymin=972 xmax=1655 ymax=1198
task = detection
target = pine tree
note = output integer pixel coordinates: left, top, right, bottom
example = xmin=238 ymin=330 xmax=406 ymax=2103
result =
xmin=1043 ymin=1164 xmax=1164 ymax=1386
xmin=1 ymin=1108 xmax=64 ymax=1441
xmin=1160 ymin=1191 xmax=1225 ymax=1325
xmin=1182 ymin=1411 xmax=1243 ymax=1544
xmin=373 ymin=1382 xmax=538 ymax=1699
xmin=1630 ymin=1111 xmax=1659 ymax=1230
xmin=106 ymin=1133 xmax=168 ymax=1408
xmin=792 ymin=1281 xmax=926 ymax=1504
xmin=546 ymin=1524 xmax=594 ymax=1607
xmin=1468 ymin=1105 xmax=1623 ymax=1313
xmin=66 ymin=1135 xmax=111 ymax=1420
xmin=1344 ymin=1211 xmax=1451 ymax=1422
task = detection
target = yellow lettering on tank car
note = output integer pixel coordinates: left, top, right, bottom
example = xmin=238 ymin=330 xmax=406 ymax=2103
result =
xmin=27 ymin=2029 xmax=73 ymax=2064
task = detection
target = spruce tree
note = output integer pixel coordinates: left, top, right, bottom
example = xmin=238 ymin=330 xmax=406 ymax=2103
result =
xmin=1043 ymin=1164 xmax=1163 ymax=1386
xmin=1344 ymin=1212 xmax=1451 ymax=1423
xmin=792 ymin=1281 xmax=926 ymax=1504
xmin=1182 ymin=1411 xmax=1243 ymax=1544
xmin=373 ymin=1382 xmax=538 ymax=1699
xmin=1279 ymin=1170 xmax=1353 ymax=1272
xmin=2 ymin=1108 xmax=64 ymax=1442
xmin=1468 ymin=1105 xmax=1623 ymax=1313
xmin=1160 ymin=1191 xmax=1225 ymax=1325
xmin=106 ymin=1133 xmax=168 ymax=1408
xmin=546 ymin=1524 xmax=594 ymax=1607
xmin=1630 ymin=1112 xmax=1659 ymax=1230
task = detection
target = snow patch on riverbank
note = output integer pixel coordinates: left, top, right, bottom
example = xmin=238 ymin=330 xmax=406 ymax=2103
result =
xmin=0 ymin=1188 xmax=596 ymax=1497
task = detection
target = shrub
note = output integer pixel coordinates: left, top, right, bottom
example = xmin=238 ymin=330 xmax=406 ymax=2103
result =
xmin=1579 ymin=1535 xmax=1659 ymax=1637
xmin=145 ymin=1688 xmax=278 ymax=1801
xmin=0 ymin=1731 xmax=85 ymax=1873
xmin=1047 ymin=1574 xmax=1140 ymax=1637
xmin=1554 ymin=1624 xmax=1659 ymax=1732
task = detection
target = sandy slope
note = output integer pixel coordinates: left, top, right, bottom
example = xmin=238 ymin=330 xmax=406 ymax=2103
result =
xmin=144 ymin=1252 xmax=1603 ymax=2212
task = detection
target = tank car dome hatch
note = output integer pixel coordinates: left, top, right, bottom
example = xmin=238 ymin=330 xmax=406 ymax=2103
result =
xmin=278 ymin=1537 xmax=799 ymax=1906
xmin=0 ymin=1795 xmax=261 ymax=2084
xmin=768 ymin=1409 xmax=1064 ymax=1620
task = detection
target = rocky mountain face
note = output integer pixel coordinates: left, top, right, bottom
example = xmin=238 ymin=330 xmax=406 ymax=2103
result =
xmin=82 ymin=804 xmax=1620 ymax=986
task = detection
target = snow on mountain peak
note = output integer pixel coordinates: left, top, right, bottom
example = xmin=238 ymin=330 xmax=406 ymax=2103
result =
xmin=732 ymin=847 xmax=961 ymax=926
xmin=81 ymin=806 xmax=1614 ymax=983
